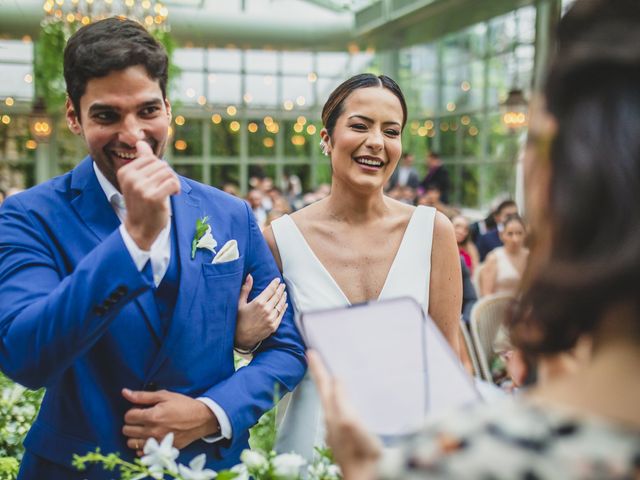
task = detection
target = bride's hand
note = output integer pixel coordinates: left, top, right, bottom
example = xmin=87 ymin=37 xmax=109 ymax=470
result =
xmin=308 ymin=351 xmax=382 ymax=480
xmin=235 ymin=274 xmax=288 ymax=352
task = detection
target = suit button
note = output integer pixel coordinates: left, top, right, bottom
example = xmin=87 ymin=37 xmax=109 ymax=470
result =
xmin=93 ymin=305 xmax=107 ymax=316
xmin=104 ymin=297 xmax=118 ymax=307
xmin=144 ymin=382 xmax=158 ymax=391
xmin=115 ymin=285 xmax=128 ymax=296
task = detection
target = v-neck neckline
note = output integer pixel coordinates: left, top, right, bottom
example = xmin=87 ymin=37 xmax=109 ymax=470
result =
xmin=283 ymin=207 xmax=421 ymax=306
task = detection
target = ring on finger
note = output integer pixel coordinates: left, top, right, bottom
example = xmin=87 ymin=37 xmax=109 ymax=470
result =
xmin=135 ymin=439 xmax=140 ymax=450
xmin=275 ymin=305 xmax=282 ymax=314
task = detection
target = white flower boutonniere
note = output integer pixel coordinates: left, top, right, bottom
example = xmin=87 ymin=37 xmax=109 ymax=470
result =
xmin=191 ymin=216 xmax=218 ymax=259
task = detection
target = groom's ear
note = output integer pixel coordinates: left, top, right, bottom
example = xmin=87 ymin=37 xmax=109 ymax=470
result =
xmin=65 ymin=97 xmax=82 ymax=136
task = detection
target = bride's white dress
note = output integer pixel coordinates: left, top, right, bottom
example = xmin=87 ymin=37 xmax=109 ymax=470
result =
xmin=271 ymin=206 xmax=436 ymax=460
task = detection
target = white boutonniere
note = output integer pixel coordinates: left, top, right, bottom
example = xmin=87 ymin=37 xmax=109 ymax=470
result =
xmin=191 ymin=216 xmax=218 ymax=259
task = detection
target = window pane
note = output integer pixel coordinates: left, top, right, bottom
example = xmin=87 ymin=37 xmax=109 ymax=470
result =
xmin=281 ymin=52 xmax=313 ymax=74
xmin=245 ymin=75 xmax=278 ymax=107
xmin=173 ymin=119 xmax=203 ymax=157
xmin=247 ymin=118 xmax=276 ymax=158
xmin=174 ymin=164 xmax=204 ymax=183
xmin=245 ymin=50 xmax=278 ymax=74
xmin=208 ymin=73 xmax=242 ymax=105
xmin=208 ymin=49 xmax=241 ymax=72
xmin=210 ymin=164 xmax=240 ymax=188
xmin=210 ymin=120 xmax=240 ymax=156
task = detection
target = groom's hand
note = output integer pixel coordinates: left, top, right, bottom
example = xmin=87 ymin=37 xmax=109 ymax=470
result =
xmin=121 ymin=388 xmax=219 ymax=454
xmin=118 ymin=140 xmax=180 ymax=250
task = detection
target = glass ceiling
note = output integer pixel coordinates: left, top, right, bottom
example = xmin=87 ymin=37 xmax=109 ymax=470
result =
xmin=164 ymin=0 xmax=376 ymax=14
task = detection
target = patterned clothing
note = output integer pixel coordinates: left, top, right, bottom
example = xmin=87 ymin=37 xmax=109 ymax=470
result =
xmin=381 ymin=398 xmax=640 ymax=479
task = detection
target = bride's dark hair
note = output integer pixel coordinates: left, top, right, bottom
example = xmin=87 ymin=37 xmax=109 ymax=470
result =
xmin=321 ymin=73 xmax=407 ymax=138
xmin=510 ymin=0 xmax=640 ymax=354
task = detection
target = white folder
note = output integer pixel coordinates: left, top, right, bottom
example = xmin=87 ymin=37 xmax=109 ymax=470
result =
xmin=299 ymin=297 xmax=481 ymax=439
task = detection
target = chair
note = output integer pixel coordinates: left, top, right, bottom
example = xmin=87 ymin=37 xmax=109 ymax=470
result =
xmin=459 ymin=319 xmax=481 ymax=377
xmin=470 ymin=293 xmax=514 ymax=381
xmin=472 ymin=261 xmax=485 ymax=297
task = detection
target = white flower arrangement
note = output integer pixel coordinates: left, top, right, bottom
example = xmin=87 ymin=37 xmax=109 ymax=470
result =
xmin=73 ymin=434 xmax=341 ymax=480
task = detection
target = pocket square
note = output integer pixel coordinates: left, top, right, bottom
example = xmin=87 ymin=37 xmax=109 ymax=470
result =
xmin=212 ymin=239 xmax=239 ymax=264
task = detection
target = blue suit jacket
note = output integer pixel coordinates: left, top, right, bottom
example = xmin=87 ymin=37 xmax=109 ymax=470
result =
xmin=0 ymin=157 xmax=306 ymax=478
xmin=476 ymin=229 xmax=502 ymax=262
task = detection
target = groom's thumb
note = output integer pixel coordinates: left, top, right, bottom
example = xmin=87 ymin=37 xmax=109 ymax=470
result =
xmin=238 ymin=274 xmax=253 ymax=306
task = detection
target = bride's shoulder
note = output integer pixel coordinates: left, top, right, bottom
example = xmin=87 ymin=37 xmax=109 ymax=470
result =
xmin=288 ymin=199 xmax=327 ymax=226
xmin=384 ymin=197 xmax=416 ymax=222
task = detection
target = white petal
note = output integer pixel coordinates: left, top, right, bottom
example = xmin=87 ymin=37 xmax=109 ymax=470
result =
xmin=190 ymin=453 xmax=207 ymax=471
xmin=160 ymin=432 xmax=175 ymax=449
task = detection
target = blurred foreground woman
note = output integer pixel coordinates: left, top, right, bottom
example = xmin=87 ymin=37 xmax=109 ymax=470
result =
xmin=309 ymin=0 xmax=640 ymax=478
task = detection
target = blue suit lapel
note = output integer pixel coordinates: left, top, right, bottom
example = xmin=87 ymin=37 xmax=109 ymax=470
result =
xmin=69 ymin=156 xmax=162 ymax=343
xmin=146 ymin=177 xmax=202 ymax=379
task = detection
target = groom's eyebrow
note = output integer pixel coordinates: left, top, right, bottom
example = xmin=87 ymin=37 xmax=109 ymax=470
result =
xmin=88 ymin=99 xmax=164 ymax=114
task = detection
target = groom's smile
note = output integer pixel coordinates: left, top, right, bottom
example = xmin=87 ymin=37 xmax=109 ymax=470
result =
xmin=65 ymin=64 xmax=172 ymax=192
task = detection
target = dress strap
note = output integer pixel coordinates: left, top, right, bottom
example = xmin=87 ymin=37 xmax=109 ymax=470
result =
xmin=379 ymin=206 xmax=436 ymax=311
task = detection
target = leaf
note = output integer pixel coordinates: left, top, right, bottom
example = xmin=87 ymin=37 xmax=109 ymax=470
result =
xmin=192 ymin=216 xmax=210 ymax=259
xmin=216 ymin=471 xmax=240 ymax=480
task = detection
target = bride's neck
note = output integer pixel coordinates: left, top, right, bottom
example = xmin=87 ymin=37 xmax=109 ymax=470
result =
xmin=325 ymin=180 xmax=389 ymax=223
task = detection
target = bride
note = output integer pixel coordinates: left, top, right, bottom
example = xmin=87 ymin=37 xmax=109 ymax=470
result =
xmin=256 ymin=74 xmax=462 ymax=459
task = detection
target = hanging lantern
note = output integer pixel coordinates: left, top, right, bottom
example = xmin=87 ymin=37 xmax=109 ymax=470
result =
xmin=29 ymin=98 xmax=52 ymax=142
xmin=501 ymin=88 xmax=528 ymax=130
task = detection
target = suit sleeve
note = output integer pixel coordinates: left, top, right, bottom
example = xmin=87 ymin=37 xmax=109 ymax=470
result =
xmin=201 ymin=201 xmax=306 ymax=450
xmin=0 ymin=195 xmax=155 ymax=389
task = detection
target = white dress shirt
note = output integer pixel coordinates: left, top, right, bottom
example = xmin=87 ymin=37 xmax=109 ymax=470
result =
xmin=93 ymin=162 xmax=232 ymax=442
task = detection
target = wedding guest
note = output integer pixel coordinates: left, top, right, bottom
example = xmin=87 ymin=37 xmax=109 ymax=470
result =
xmin=419 ymin=151 xmax=450 ymax=203
xmin=417 ymin=185 xmax=459 ymax=219
xmin=476 ymin=199 xmax=518 ymax=261
xmin=386 ymin=152 xmax=420 ymax=190
xmin=452 ymin=214 xmax=480 ymax=274
xmin=479 ymin=214 xmax=529 ymax=297
xmin=308 ymin=1 xmax=640 ymax=477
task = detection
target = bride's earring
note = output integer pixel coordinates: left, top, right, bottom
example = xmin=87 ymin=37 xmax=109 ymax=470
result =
xmin=319 ymin=140 xmax=329 ymax=156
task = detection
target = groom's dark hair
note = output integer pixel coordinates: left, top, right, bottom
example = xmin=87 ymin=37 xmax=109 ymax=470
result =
xmin=63 ymin=17 xmax=169 ymax=119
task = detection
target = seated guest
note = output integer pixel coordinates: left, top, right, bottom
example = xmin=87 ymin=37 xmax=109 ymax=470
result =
xmin=417 ymin=185 xmax=459 ymax=219
xmin=452 ymin=214 xmax=480 ymax=273
xmin=460 ymin=259 xmax=477 ymax=324
xmin=308 ymin=1 xmax=640 ymax=477
xmin=479 ymin=214 xmax=529 ymax=297
xmin=476 ymin=199 xmax=518 ymax=261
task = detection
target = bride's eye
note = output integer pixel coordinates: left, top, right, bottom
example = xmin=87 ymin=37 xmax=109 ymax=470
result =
xmin=350 ymin=123 xmax=367 ymax=131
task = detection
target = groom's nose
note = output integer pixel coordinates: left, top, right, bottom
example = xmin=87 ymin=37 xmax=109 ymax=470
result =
xmin=119 ymin=115 xmax=146 ymax=146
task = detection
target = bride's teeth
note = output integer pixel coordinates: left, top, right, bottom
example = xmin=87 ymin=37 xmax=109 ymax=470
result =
xmin=356 ymin=157 xmax=382 ymax=167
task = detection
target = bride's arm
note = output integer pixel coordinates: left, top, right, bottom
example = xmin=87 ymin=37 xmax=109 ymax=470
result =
xmin=428 ymin=211 xmax=463 ymax=357
xmin=233 ymin=226 xmax=287 ymax=353
xmin=262 ymin=225 xmax=283 ymax=272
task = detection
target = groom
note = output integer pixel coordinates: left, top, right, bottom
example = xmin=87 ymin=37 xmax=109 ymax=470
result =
xmin=0 ymin=18 xmax=305 ymax=478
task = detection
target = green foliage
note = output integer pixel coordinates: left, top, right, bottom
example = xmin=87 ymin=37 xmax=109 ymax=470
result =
xmin=33 ymin=21 xmax=179 ymax=114
xmin=191 ymin=216 xmax=210 ymax=258
xmin=73 ymin=450 xmax=164 ymax=480
xmin=0 ymin=373 xmax=44 ymax=459
xmin=249 ymin=385 xmax=280 ymax=454
xmin=0 ymin=457 xmax=19 ymax=480
xmin=34 ymin=21 xmax=68 ymax=111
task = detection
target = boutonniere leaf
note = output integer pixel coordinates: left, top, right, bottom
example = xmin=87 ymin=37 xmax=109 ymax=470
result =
xmin=191 ymin=216 xmax=218 ymax=259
